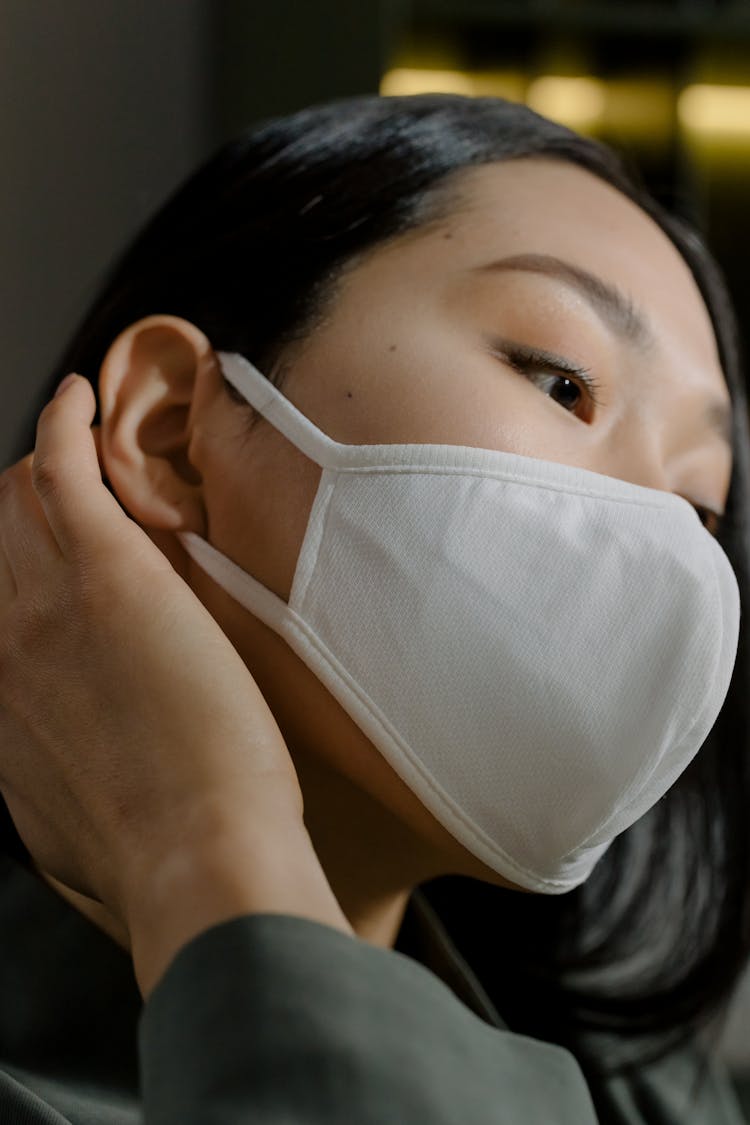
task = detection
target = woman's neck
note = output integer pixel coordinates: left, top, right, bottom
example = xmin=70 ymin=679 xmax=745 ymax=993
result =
xmin=291 ymin=750 xmax=441 ymax=949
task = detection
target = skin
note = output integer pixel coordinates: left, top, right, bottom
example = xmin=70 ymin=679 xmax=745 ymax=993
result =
xmin=0 ymin=158 xmax=733 ymax=995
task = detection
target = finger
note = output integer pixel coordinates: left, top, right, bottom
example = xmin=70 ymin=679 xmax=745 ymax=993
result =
xmin=0 ymin=455 xmax=61 ymax=589
xmin=31 ymin=377 xmax=133 ymax=557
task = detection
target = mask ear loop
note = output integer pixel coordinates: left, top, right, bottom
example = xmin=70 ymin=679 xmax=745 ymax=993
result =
xmin=179 ymin=352 xmax=342 ymax=634
xmin=218 ymin=354 xmax=704 ymax=506
xmin=177 ymin=526 xmax=293 ymax=632
xmin=217 ymin=351 xmax=341 ymax=470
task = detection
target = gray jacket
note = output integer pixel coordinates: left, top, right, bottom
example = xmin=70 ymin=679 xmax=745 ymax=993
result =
xmin=0 ymin=856 xmax=744 ymax=1123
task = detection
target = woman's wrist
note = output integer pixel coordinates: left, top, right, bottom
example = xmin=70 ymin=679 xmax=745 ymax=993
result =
xmin=122 ymin=812 xmax=354 ymax=999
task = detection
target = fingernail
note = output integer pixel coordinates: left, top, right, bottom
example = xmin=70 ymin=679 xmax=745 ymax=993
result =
xmin=54 ymin=373 xmax=77 ymax=398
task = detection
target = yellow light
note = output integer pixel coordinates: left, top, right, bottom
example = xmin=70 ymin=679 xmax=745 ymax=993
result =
xmin=526 ymin=76 xmax=606 ymax=130
xmin=380 ymin=68 xmax=476 ymax=97
xmin=603 ymin=80 xmax=673 ymax=139
xmin=678 ymin=84 xmax=750 ymax=136
xmin=470 ymin=71 xmax=526 ymax=102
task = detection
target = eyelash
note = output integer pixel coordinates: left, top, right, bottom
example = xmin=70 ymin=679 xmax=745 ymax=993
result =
xmin=493 ymin=342 xmax=727 ymax=538
xmin=500 ymin=343 xmax=604 ymax=412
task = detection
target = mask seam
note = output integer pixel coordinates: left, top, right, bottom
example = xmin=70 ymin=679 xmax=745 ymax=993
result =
xmin=289 ymin=470 xmax=337 ymax=612
xmin=331 ymin=464 xmax=695 ymax=514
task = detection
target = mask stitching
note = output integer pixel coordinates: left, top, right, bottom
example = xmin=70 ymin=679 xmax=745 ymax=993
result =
xmin=329 ymin=464 xmax=697 ymax=515
xmin=288 ymin=470 xmax=338 ymax=612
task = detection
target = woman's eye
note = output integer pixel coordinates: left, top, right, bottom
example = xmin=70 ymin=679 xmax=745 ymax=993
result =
xmin=499 ymin=345 xmax=603 ymax=421
xmin=494 ymin=343 xmax=726 ymax=537
xmin=532 ymin=372 xmax=585 ymax=412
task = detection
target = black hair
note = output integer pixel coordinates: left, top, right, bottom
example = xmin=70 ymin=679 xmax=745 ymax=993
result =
xmin=9 ymin=94 xmax=750 ymax=1099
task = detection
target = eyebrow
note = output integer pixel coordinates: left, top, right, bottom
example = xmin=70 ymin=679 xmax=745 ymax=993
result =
xmin=473 ymin=252 xmax=654 ymax=348
xmin=472 ymin=252 xmax=733 ymax=450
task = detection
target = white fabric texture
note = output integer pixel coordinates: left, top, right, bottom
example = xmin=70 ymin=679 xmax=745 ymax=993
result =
xmin=178 ymin=351 xmax=741 ymax=894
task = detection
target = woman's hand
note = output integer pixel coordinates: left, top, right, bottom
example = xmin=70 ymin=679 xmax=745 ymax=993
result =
xmin=0 ymin=374 xmax=352 ymax=995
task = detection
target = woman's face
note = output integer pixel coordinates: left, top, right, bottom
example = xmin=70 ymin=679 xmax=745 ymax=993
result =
xmin=100 ymin=157 xmax=734 ymax=884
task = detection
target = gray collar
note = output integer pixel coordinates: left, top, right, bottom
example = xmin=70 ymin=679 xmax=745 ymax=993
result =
xmin=395 ymin=888 xmax=507 ymax=1030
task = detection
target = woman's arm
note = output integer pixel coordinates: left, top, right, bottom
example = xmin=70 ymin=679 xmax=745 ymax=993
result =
xmin=0 ymin=375 xmax=601 ymax=1125
xmin=0 ymin=374 xmax=350 ymax=996
xmin=125 ymin=813 xmax=352 ymax=998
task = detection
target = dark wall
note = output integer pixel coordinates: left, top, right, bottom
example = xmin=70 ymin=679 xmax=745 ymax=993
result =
xmin=1 ymin=0 xmax=393 ymax=463
xmin=212 ymin=0 xmax=392 ymax=144
xmin=1 ymin=0 xmax=212 ymax=461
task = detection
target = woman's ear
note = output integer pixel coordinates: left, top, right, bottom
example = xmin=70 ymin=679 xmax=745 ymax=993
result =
xmin=98 ymin=314 xmax=216 ymax=535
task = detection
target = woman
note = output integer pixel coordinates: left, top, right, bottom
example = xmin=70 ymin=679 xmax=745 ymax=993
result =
xmin=0 ymin=92 xmax=748 ymax=1123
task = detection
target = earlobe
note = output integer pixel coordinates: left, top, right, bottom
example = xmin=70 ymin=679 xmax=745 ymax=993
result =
xmin=98 ymin=315 xmax=214 ymax=535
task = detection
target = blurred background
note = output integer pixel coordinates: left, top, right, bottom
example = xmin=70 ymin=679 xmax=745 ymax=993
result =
xmin=2 ymin=0 xmax=750 ymax=1091
xmin=4 ymin=0 xmax=750 ymax=456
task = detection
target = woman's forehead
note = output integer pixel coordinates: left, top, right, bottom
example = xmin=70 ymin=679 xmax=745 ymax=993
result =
xmin=444 ymin=163 xmax=709 ymax=312
xmin=373 ymin=159 xmax=727 ymax=398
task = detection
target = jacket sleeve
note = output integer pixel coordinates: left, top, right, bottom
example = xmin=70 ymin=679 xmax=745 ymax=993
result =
xmin=138 ymin=912 xmax=599 ymax=1125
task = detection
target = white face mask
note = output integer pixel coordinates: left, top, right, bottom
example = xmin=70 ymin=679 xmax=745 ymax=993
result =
xmin=178 ymin=351 xmax=740 ymax=894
